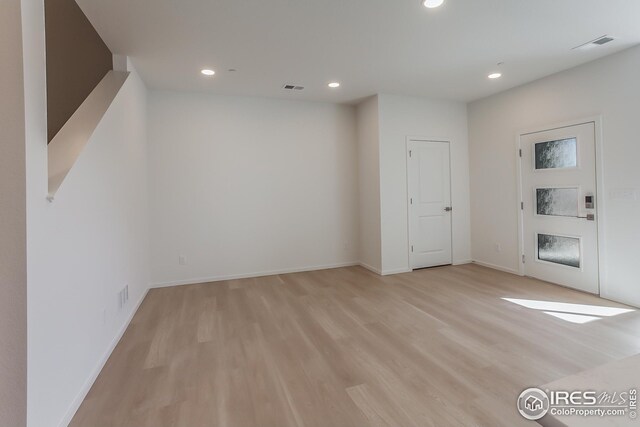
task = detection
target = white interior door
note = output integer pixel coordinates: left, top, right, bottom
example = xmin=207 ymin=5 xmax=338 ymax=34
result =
xmin=407 ymin=140 xmax=453 ymax=269
xmin=520 ymin=122 xmax=599 ymax=293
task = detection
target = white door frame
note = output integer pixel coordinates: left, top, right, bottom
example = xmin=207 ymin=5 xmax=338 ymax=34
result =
xmin=406 ymin=136 xmax=453 ymax=269
xmin=515 ymin=116 xmax=606 ymax=294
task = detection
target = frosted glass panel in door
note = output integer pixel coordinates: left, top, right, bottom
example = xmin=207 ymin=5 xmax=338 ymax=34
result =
xmin=535 ymin=138 xmax=577 ymax=169
xmin=536 ymin=188 xmax=579 ymax=217
xmin=537 ymin=234 xmax=580 ymax=268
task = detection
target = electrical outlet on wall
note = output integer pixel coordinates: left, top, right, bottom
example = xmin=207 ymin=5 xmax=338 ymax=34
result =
xmin=495 ymin=243 xmax=502 ymax=253
xmin=179 ymin=255 xmax=187 ymax=265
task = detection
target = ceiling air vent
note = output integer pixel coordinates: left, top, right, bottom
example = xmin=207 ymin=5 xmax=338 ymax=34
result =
xmin=593 ymin=36 xmax=614 ymax=46
xmin=572 ymin=35 xmax=615 ymax=50
xmin=283 ymin=84 xmax=304 ymax=91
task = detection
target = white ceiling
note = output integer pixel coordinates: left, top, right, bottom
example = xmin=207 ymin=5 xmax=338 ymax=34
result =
xmin=76 ymin=0 xmax=640 ymax=103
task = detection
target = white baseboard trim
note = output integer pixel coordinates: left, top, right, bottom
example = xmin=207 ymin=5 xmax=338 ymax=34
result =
xmin=600 ymin=290 xmax=640 ymax=310
xmin=358 ymin=262 xmax=382 ymax=275
xmin=472 ymin=259 xmax=520 ymax=275
xmin=362 ymin=261 xmax=473 ymax=276
xmin=381 ymin=268 xmax=412 ymax=276
xmin=58 ymin=287 xmax=150 ymax=427
xmin=151 ymin=261 xmax=361 ymax=288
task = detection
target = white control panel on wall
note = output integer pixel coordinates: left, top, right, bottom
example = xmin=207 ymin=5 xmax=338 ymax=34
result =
xmin=610 ymin=188 xmax=638 ymax=201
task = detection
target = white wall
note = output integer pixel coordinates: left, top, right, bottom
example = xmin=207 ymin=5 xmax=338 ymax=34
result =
xmin=468 ymin=45 xmax=640 ymax=307
xmin=22 ymin=4 xmax=151 ymax=423
xmin=356 ymin=96 xmax=382 ymax=273
xmin=378 ymin=94 xmax=472 ymax=274
xmin=148 ymin=91 xmax=359 ymax=286
xmin=1 ymin=0 xmax=27 ymax=425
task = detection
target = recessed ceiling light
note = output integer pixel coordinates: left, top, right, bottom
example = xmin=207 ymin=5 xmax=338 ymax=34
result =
xmin=488 ymin=73 xmax=502 ymax=79
xmin=422 ymin=0 xmax=444 ymax=8
xmin=201 ymin=69 xmax=215 ymax=76
xmin=328 ymin=82 xmax=341 ymax=88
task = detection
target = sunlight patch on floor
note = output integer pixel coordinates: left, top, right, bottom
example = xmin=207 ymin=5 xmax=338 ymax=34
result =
xmin=502 ymin=298 xmax=634 ymax=324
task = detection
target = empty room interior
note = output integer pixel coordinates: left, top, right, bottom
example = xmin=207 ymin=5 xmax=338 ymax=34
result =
xmin=3 ymin=0 xmax=640 ymax=426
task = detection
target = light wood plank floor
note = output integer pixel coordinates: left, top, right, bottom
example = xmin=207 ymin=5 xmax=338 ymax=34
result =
xmin=71 ymin=264 xmax=640 ymax=427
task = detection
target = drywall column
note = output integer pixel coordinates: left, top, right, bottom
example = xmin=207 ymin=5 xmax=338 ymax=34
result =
xmin=354 ymin=94 xmax=471 ymax=275
xmin=0 ymin=0 xmax=27 ymax=424
xmin=377 ymin=94 xmax=471 ymax=274
xmin=356 ymin=96 xmax=383 ymax=273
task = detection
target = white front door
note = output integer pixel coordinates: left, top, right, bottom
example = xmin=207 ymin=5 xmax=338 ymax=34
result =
xmin=520 ymin=122 xmax=599 ymax=293
xmin=407 ymin=140 xmax=453 ymax=269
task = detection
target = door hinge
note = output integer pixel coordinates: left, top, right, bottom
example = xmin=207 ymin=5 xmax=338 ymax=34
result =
xmin=521 ymin=201 xmax=524 ymax=210
xmin=410 ymin=197 xmax=413 ymax=205
xmin=409 ymin=150 xmax=412 ymax=158
xmin=519 ymin=149 xmax=522 ymax=157
xmin=522 ymin=254 xmax=526 ymax=264
xmin=411 ymin=245 xmax=414 ymax=252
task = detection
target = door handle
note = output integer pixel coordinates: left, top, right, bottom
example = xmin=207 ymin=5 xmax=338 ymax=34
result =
xmin=444 ymin=207 xmax=452 ymax=212
xmin=577 ymin=214 xmax=595 ymax=221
